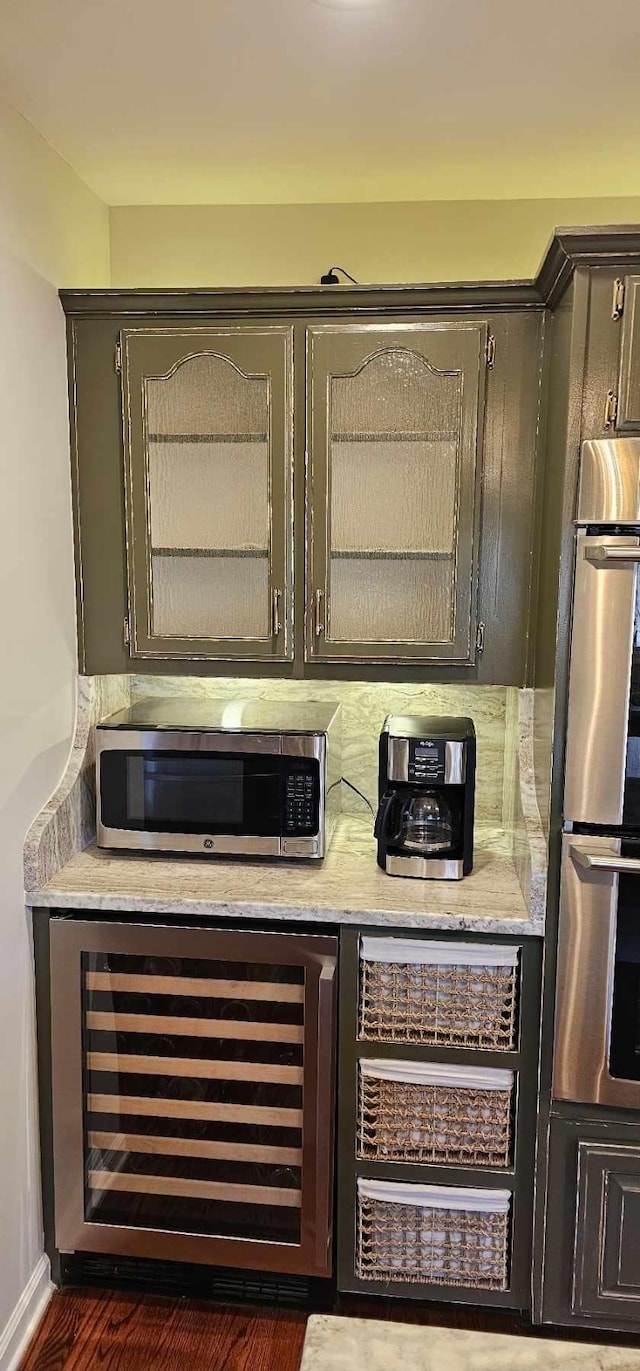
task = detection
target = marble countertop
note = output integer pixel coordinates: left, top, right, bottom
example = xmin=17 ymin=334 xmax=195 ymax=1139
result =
xmin=27 ymin=815 xmax=542 ymax=936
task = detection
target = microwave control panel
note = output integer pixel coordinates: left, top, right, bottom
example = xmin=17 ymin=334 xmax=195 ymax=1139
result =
xmin=284 ymin=760 xmax=319 ymax=835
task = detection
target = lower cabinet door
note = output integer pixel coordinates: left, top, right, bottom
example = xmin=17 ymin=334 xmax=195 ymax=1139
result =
xmin=574 ymin=1141 xmax=640 ymax=1318
xmin=544 ymin=1116 xmax=640 ymax=1330
xmin=49 ymin=919 xmax=337 ymax=1276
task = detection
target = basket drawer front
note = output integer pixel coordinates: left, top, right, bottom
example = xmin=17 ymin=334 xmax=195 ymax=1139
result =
xmin=356 ymin=1064 xmax=514 ymax=1167
xmin=356 ymin=1181 xmax=511 ymax=1290
xmin=358 ymin=938 xmax=519 ymax=1050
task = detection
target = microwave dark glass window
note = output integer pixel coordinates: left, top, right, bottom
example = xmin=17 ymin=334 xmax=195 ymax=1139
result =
xmin=610 ymin=865 xmax=640 ymax=1081
xmin=81 ymin=950 xmax=304 ymax=1244
xmin=100 ymin=750 xmax=319 ymax=837
xmin=624 ymin=571 xmax=640 ymax=826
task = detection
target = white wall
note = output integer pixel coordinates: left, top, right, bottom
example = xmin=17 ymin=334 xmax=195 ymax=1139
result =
xmin=0 ymin=97 xmax=108 ymax=1367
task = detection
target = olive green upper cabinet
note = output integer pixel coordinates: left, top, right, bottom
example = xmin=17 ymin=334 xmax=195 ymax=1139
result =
xmin=617 ymin=276 xmax=640 ymax=430
xmin=305 ymin=323 xmax=488 ymax=664
xmin=62 ymin=291 xmax=543 ymax=681
xmin=121 ymin=326 xmax=293 ymax=660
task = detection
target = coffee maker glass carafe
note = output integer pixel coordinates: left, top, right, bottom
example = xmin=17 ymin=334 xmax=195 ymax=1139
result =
xmin=398 ymin=792 xmax=458 ymax=855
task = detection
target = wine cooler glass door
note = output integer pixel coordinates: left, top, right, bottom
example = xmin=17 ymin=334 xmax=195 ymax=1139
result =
xmin=50 ymin=920 xmax=337 ymax=1277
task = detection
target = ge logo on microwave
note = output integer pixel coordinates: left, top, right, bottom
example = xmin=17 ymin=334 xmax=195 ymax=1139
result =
xmin=203 ymin=838 xmax=214 ymax=850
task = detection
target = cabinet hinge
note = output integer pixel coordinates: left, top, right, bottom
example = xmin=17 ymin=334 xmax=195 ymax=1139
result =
xmin=485 ymin=334 xmax=496 ymax=368
xmin=612 ymin=278 xmax=626 ymax=321
xmin=604 ymin=389 xmax=619 ymax=429
xmin=114 ymin=340 xmax=122 ymax=374
xmin=123 ymin=615 xmax=130 ymax=648
xmin=476 ymin=621 xmax=486 ymax=655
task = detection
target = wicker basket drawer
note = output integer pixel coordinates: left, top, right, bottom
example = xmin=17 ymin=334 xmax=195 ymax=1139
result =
xmin=357 ymin=1060 xmax=515 ymax=1167
xmin=358 ymin=937 xmax=519 ymax=1050
xmin=356 ymin=1178 xmax=511 ymax=1290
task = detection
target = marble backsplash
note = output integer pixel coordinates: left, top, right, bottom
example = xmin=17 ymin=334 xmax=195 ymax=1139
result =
xmin=129 ymin=675 xmax=508 ymax=826
xmin=533 ymin=685 xmax=554 ymax=840
xmin=24 ymin=674 xmax=131 ymax=892
xmin=503 ymin=687 xmax=549 ymax=921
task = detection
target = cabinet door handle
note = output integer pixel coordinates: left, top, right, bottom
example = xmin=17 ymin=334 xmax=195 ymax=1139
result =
xmin=314 ymin=589 xmax=325 ymax=638
xmin=315 ymin=961 xmax=336 ymax=1271
xmin=570 ymin=845 xmax=640 ymax=875
xmin=271 ymin=588 xmax=282 ymax=638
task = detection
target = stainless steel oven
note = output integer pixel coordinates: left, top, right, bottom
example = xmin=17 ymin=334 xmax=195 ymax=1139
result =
xmin=555 ymin=438 xmax=640 ymax=1106
xmin=96 ymin=698 xmax=341 ymax=860
xmin=554 ymin=834 xmax=640 ymax=1108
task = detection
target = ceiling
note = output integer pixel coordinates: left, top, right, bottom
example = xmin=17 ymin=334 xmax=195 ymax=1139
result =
xmin=0 ymin=0 xmax=639 ymax=206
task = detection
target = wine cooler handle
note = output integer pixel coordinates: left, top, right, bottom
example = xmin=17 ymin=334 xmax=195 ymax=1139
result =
xmin=584 ymin=544 xmax=640 ymax=565
xmin=570 ymin=845 xmax=640 ymax=875
xmin=315 ymin=960 xmax=336 ymax=1270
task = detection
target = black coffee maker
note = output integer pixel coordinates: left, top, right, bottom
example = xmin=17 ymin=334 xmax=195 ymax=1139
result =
xmin=374 ymin=716 xmax=476 ymax=880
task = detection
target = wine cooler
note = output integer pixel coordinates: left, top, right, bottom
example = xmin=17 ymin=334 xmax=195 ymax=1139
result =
xmin=49 ymin=919 xmax=337 ymax=1277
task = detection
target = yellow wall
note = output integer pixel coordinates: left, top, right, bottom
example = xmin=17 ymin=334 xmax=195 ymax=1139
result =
xmin=0 ymin=99 xmax=109 ymax=285
xmin=110 ymin=196 xmax=640 ymax=287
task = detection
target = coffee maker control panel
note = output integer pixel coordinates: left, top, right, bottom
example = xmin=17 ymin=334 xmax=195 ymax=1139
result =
xmin=409 ymin=739 xmax=446 ymax=784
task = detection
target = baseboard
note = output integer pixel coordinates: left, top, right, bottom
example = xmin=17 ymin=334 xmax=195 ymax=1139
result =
xmin=0 ymin=1255 xmax=54 ymax=1371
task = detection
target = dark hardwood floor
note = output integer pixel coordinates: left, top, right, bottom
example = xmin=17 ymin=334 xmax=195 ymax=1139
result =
xmin=18 ymin=1287 xmax=640 ymax=1371
xmin=18 ymin=1289 xmax=307 ymax=1371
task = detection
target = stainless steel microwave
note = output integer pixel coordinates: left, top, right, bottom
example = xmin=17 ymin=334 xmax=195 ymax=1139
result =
xmin=96 ymin=699 xmax=341 ymax=859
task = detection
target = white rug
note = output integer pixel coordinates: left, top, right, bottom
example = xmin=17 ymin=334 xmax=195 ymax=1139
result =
xmin=300 ymin=1315 xmax=640 ymax=1370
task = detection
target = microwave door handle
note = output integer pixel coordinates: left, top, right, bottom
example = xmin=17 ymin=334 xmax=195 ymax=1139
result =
xmin=585 ymin=545 xmax=640 ymax=565
xmin=570 ymin=845 xmax=640 ymax=875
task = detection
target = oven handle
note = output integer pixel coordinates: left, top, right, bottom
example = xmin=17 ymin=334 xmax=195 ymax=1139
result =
xmin=570 ymin=845 xmax=640 ymax=875
xmin=584 ymin=544 xmax=640 ymax=565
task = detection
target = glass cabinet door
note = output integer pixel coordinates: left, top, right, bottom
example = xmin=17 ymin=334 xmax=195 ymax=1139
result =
xmin=50 ymin=920 xmax=337 ymax=1277
xmin=305 ymin=323 xmax=488 ymax=663
xmin=121 ymin=326 xmax=293 ymax=660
